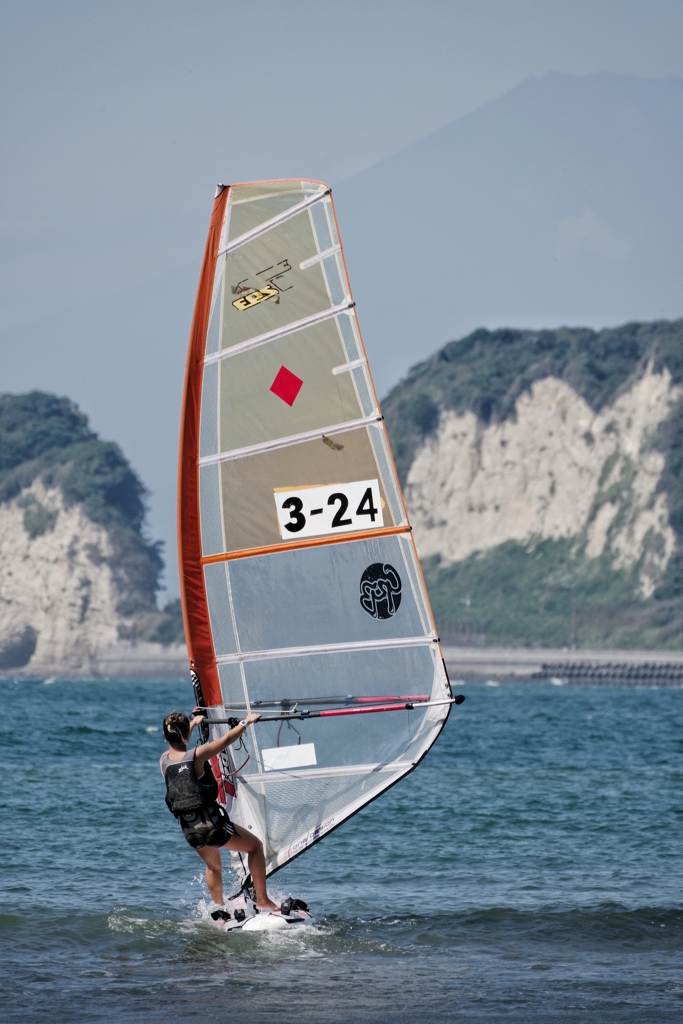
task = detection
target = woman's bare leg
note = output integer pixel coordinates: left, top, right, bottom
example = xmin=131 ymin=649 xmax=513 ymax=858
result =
xmin=225 ymin=824 xmax=278 ymax=910
xmin=197 ymin=845 xmax=224 ymax=904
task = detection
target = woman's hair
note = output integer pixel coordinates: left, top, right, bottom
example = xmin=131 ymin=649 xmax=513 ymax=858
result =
xmin=163 ymin=710 xmax=190 ymax=745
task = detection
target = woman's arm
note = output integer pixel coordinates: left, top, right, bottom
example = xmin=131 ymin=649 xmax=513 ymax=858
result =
xmin=192 ymin=713 xmax=260 ymax=775
xmin=188 ymin=716 xmax=203 ymax=736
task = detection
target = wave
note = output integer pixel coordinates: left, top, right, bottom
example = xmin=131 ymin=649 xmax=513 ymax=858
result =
xmin=4 ymin=903 xmax=683 ymax=1024
xmin=2 ymin=901 xmax=682 ymax=949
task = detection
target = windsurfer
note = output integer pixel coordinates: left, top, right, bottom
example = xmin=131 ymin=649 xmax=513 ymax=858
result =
xmin=160 ymin=710 xmax=279 ymax=912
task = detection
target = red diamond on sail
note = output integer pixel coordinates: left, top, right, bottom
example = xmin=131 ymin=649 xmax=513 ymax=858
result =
xmin=270 ymin=365 xmax=303 ymax=406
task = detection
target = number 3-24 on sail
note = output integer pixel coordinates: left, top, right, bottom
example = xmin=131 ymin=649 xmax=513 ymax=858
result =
xmin=274 ymin=479 xmax=383 ymax=539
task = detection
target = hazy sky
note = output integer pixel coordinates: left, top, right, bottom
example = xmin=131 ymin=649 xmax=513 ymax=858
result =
xmin=2 ymin=1 xmax=682 ymax=597
xmin=3 ymin=0 xmax=683 ymax=330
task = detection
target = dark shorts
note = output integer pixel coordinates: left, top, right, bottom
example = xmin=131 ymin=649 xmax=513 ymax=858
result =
xmin=179 ymin=804 xmax=236 ymax=849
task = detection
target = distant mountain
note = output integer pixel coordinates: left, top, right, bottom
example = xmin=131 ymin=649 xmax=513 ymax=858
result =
xmin=383 ymin=318 xmax=683 ymax=649
xmin=336 ymin=73 xmax=683 ymax=395
xmin=0 ymin=392 xmax=185 ymax=675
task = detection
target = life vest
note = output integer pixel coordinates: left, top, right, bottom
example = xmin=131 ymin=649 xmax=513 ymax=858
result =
xmin=163 ymin=754 xmax=219 ymax=818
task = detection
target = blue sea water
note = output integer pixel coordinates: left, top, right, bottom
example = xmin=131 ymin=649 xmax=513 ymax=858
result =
xmin=1 ymin=678 xmax=682 ymax=1023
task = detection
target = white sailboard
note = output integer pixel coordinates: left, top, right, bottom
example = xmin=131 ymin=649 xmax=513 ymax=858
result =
xmin=177 ymin=179 xmax=461 ymax=908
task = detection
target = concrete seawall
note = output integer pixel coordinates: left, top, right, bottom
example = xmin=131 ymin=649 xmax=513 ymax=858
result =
xmin=443 ymin=646 xmax=683 ymax=685
xmin=92 ymin=642 xmax=189 ymax=679
xmin=2 ymin=642 xmax=189 ymax=680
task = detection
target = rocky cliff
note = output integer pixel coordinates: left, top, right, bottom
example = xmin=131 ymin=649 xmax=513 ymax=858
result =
xmin=384 ymin=319 xmax=683 ymax=648
xmin=0 ymin=392 xmax=186 ymax=676
xmin=6 ymin=319 xmax=683 ymax=668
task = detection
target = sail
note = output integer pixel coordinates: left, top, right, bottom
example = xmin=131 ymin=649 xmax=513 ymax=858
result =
xmin=178 ymin=179 xmax=453 ymax=878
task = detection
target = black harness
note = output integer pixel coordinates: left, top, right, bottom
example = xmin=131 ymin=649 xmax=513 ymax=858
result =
xmin=164 ymin=672 xmax=236 ymax=849
xmin=164 ymin=756 xmax=219 ymax=817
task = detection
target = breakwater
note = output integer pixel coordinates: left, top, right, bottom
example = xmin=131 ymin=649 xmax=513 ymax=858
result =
xmin=443 ymin=645 xmax=683 ymax=684
xmin=534 ymin=661 xmax=683 ymax=686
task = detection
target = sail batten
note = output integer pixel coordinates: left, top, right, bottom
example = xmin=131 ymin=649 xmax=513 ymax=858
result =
xmin=218 ymin=186 xmax=331 ymax=256
xmin=333 ymin=357 xmax=367 ymax=375
xmin=204 ymin=300 xmax=355 ymax=366
xmin=299 ymin=244 xmax=342 ymax=269
xmin=210 ymin=695 xmax=432 ymax=710
xmin=198 ymin=414 xmax=382 ymax=465
xmin=201 ymin=523 xmax=413 ymax=564
xmin=179 ymin=179 xmax=452 ymax=878
xmin=215 ymin=634 xmax=437 ymax=665
xmin=232 ymin=761 xmax=417 ymax=785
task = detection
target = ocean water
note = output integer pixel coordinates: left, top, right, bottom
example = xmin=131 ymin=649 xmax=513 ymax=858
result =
xmin=1 ymin=678 xmax=682 ymax=1023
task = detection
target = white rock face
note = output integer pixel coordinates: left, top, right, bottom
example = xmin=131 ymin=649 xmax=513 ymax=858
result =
xmin=406 ymin=367 xmax=681 ymax=597
xmin=0 ymin=480 xmax=186 ymax=676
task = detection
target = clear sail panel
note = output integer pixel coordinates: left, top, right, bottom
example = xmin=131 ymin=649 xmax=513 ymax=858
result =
xmin=238 ymin=770 xmax=404 ymax=872
xmin=217 ymin=643 xmax=450 ymax=874
xmin=240 ymin=645 xmax=437 ymax=766
xmin=219 ymin=534 xmax=433 ymax=653
xmin=219 ymin=643 xmax=450 ymax=876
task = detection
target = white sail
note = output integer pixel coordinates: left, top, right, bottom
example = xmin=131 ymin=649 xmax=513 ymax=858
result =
xmin=178 ymin=179 xmax=453 ymax=878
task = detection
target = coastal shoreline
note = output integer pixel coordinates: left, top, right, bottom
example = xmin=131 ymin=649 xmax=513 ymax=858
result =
xmin=0 ymin=641 xmax=188 ymax=681
xmin=5 ymin=642 xmax=683 ymax=683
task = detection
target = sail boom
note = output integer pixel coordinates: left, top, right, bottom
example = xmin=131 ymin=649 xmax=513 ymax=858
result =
xmin=206 ymin=698 xmax=453 ymax=726
xmin=243 ymin=697 xmax=454 ymax=722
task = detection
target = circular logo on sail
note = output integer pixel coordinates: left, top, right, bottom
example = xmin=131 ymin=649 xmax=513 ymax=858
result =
xmin=359 ymin=563 xmax=402 ymax=619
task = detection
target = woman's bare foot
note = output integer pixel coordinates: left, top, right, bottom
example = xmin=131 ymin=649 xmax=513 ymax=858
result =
xmin=256 ymin=900 xmax=280 ymax=912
